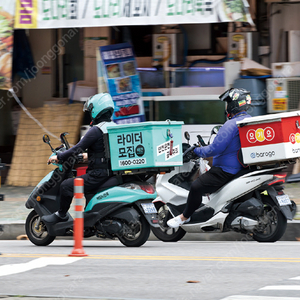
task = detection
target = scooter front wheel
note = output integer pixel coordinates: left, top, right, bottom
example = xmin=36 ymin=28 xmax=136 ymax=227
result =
xmin=25 ymin=210 xmax=56 ymax=246
xmin=118 ymin=213 xmax=150 ymax=247
xmin=151 ymin=203 xmax=186 ymax=242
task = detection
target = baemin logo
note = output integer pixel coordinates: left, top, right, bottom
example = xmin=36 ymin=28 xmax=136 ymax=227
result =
xmin=250 ymin=151 xmax=276 ymax=159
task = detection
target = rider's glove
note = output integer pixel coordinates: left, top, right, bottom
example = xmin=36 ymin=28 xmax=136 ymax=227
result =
xmin=193 ymin=146 xmax=202 ymax=157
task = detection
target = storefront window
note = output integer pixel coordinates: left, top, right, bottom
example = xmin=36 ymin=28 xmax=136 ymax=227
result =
xmin=156 ymin=100 xmax=226 ymax=124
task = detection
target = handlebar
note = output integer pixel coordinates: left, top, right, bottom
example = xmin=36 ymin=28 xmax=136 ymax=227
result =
xmin=48 ymin=153 xmax=84 ymax=165
xmin=77 ymin=153 xmax=84 ymax=163
xmin=183 ymin=145 xmax=196 ymax=157
xmin=60 ymin=132 xmax=70 ymax=150
xmin=197 ymin=135 xmax=207 ymax=147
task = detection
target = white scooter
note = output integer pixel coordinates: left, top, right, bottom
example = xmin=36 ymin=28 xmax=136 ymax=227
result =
xmin=152 ymin=127 xmax=297 ymax=243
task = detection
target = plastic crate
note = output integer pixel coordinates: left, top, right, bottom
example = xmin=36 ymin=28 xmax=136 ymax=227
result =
xmin=237 ymin=111 xmax=300 ymax=165
xmin=106 ymin=121 xmax=183 ymax=173
xmin=233 ymin=78 xmax=266 ymax=100
xmin=76 ymin=166 xmax=88 ymax=176
xmin=174 ymin=67 xmax=224 ymax=87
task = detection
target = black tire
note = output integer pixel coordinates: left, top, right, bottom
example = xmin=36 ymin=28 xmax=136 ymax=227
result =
xmin=253 ymin=196 xmax=287 ymax=243
xmin=151 ymin=203 xmax=186 ymax=242
xmin=118 ymin=212 xmax=150 ymax=247
xmin=25 ymin=210 xmax=56 ymax=246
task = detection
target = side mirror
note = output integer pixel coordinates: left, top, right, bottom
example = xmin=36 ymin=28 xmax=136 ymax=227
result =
xmin=211 ymin=125 xmax=222 ymax=135
xmin=43 ymin=134 xmax=55 ymax=152
xmin=184 ymin=131 xmax=190 ymax=142
xmin=43 ymin=134 xmax=50 ymax=144
xmin=207 ymin=125 xmax=222 ymax=145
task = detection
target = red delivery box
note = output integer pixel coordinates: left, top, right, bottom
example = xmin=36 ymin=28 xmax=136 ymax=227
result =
xmin=236 ymin=111 xmax=300 ymax=165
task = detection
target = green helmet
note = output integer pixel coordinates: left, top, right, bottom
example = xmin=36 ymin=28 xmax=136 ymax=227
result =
xmin=83 ymin=93 xmax=114 ymax=121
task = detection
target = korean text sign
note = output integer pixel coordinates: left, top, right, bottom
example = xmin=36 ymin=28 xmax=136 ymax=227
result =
xmin=100 ymin=43 xmax=145 ymax=124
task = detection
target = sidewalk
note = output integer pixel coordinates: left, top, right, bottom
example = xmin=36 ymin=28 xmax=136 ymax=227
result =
xmin=0 ymin=183 xmax=299 ymax=241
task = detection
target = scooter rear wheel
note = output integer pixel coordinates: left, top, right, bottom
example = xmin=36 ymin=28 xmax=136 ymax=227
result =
xmin=25 ymin=210 xmax=56 ymax=246
xmin=252 ymin=195 xmax=287 ymax=243
xmin=151 ymin=203 xmax=186 ymax=242
xmin=118 ymin=213 xmax=150 ymax=247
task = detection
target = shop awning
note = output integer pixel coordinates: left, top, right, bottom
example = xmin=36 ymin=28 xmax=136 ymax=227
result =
xmin=14 ymin=0 xmax=254 ymax=29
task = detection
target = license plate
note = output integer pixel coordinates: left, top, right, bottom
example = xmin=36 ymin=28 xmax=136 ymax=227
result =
xmin=141 ymin=203 xmax=157 ymax=214
xmin=276 ymin=194 xmax=292 ymax=206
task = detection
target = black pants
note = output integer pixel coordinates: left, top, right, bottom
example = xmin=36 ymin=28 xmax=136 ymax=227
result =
xmin=183 ymin=166 xmax=235 ymax=218
xmin=58 ymin=170 xmax=109 ymax=216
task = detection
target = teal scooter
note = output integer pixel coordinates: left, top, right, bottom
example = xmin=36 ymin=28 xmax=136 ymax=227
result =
xmin=25 ymin=133 xmax=159 ymax=247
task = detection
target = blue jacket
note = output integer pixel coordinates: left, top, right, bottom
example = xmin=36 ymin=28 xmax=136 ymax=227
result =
xmin=194 ymin=112 xmax=251 ymax=174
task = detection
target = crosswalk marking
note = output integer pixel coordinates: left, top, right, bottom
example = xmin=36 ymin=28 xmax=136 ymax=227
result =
xmin=0 ymin=257 xmax=83 ymax=277
xmin=259 ymin=285 xmax=300 ymax=291
xmin=221 ymin=297 xmax=300 ymax=300
xmin=221 ymin=275 xmax=300 ymax=299
xmin=290 ymin=276 xmax=300 ymax=280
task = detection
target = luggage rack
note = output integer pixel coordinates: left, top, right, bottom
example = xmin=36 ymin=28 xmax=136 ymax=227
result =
xmin=251 ymin=159 xmax=297 ymax=170
xmin=112 ymin=166 xmax=175 ymax=176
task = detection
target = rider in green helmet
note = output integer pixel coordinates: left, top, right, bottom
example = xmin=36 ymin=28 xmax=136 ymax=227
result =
xmin=42 ymin=93 xmax=116 ymax=224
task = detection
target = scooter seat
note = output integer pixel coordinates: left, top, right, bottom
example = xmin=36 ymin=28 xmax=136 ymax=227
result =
xmin=85 ymin=176 xmax=120 ymax=203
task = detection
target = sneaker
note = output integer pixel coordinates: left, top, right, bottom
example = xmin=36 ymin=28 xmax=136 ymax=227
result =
xmin=42 ymin=212 xmax=68 ymax=224
xmin=167 ymin=215 xmax=191 ymax=228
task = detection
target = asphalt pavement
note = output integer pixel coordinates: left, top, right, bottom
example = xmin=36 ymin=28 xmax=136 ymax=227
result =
xmin=1 ymin=240 xmax=300 ymax=300
xmin=0 ymin=183 xmax=300 ymax=241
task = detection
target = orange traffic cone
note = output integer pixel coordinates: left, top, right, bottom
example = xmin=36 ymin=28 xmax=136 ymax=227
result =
xmin=69 ymin=178 xmax=88 ymax=257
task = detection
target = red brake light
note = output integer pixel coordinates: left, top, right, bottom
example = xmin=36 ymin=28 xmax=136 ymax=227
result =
xmin=268 ymin=173 xmax=287 ymax=186
xmin=140 ymin=184 xmax=155 ymax=194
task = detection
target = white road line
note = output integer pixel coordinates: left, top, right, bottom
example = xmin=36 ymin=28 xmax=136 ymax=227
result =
xmin=221 ymin=296 xmax=300 ymax=300
xmin=259 ymin=285 xmax=300 ymax=291
xmin=290 ymin=276 xmax=300 ymax=280
xmin=0 ymin=257 xmax=83 ymax=277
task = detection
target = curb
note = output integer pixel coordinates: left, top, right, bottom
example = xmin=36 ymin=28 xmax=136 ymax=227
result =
xmin=1 ymin=221 xmax=300 ymax=242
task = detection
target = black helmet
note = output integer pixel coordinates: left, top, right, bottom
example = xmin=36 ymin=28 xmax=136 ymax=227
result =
xmin=219 ymin=88 xmax=251 ymax=116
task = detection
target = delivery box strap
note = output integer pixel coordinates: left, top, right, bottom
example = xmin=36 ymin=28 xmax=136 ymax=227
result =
xmin=97 ymin=163 xmax=110 ymax=169
xmin=91 ymin=153 xmax=106 ymax=159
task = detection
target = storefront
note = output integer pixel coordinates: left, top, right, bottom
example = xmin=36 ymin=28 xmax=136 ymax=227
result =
xmin=8 ymin=0 xmax=255 ymax=119
xmin=0 ymin=0 xmax=256 ymax=185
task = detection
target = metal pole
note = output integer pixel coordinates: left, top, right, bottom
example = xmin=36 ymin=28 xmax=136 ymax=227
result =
xmin=0 ymin=158 xmax=4 ymax=201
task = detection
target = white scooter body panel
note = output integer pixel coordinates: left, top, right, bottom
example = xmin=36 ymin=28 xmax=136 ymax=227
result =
xmin=207 ymin=173 xmax=274 ymax=213
xmin=182 ymin=212 xmax=228 ymax=233
xmin=155 ymin=161 xmax=209 ymax=206
xmin=155 ymin=161 xmax=279 ymax=231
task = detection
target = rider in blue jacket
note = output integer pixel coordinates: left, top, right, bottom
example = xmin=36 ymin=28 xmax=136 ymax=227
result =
xmin=168 ymin=88 xmax=252 ymax=228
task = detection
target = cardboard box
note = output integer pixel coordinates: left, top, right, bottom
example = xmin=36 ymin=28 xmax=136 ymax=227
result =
xmin=237 ymin=111 xmax=300 ymax=165
xmin=272 ymin=62 xmax=300 ymax=77
xmin=106 ymin=121 xmax=183 ymax=173
xmin=67 ymin=81 xmax=97 ymax=101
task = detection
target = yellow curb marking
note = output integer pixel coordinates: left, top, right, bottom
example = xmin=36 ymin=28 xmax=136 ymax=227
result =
xmin=1 ymin=253 xmax=300 ymax=263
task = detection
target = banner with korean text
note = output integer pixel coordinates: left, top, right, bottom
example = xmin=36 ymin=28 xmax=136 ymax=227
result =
xmin=0 ymin=1 xmax=15 ymax=90
xmin=15 ymin=0 xmax=38 ymax=28
xmin=14 ymin=0 xmax=254 ymax=29
xmin=99 ymin=43 xmax=145 ymax=124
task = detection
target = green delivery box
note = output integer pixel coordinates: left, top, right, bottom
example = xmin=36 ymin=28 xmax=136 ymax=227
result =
xmin=106 ymin=121 xmax=184 ymax=173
